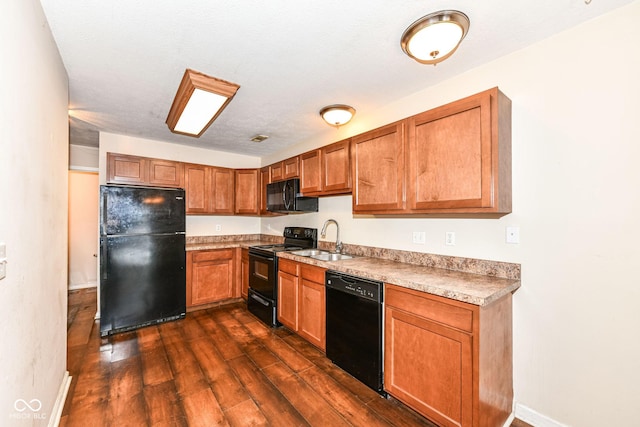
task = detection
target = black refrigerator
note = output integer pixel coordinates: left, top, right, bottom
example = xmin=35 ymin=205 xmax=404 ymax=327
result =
xmin=99 ymin=185 xmax=186 ymax=337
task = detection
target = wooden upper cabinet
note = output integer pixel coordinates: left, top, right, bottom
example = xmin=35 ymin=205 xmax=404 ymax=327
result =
xmin=148 ymin=158 xmax=184 ymax=188
xmin=270 ymin=156 xmax=299 ymax=182
xmin=234 ymin=169 xmax=259 ymax=215
xmin=300 ymin=139 xmax=351 ymax=196
xmin=107 ymin=153 xmax=148 ymax=185
xmin=107 ymin=153 xmax=183 ymax=188
xmin=211 ymin=167 xmax=235 ymax=214
xmin=352 ymin=121 xmax=406 ymax=213
xmin=406 ymin=87 xmax=512 ymax=214
xmin=300 ymin=150 xmax=323 ymax=194
xmin=270 ymin=162 xmax=284 ymax=182
xmin=259 ymin=167 xmax=271 ymax=215
xmin=283 ymin=156 xmax=299 ymax=179
xmin=184 ymin=163 xmax=211 ymax=214
xmin=322 ymin=139 xmax=351 ymax=194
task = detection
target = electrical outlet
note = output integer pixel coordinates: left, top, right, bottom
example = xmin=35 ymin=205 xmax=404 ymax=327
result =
xmin=506 ymin=226 xmax=520 ymax=244
xmin=412 ymin=231 xmax=426 ymax=244
xmin=445 ymin=232 xmax=456 ymax=246
xmin=215 ymin=224 xmax=222 ymax=232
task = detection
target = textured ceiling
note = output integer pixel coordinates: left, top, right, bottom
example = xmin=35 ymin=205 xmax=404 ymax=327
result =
xmin=41 ymin=0 xmax=632 ymax=157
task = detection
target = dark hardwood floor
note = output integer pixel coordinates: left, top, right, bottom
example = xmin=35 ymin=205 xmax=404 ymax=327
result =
xmin=62 ymin=289 xmax=532 ymax=427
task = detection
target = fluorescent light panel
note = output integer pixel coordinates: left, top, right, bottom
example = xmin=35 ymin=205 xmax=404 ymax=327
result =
xmin=166 ymin=69 xmax=240 ymax=137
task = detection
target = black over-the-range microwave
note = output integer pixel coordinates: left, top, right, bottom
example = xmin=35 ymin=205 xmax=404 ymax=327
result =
xmin=266 ymin=178 xmax=318 ymax=213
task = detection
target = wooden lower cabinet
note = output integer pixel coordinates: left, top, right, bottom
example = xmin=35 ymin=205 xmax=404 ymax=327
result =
xmin=384 ymin=284 xmax=513 ymax=427
xmin=277 ymin=259 xmax=326 ymax=350
xmin=240 ymin=248 xmax=249 ymax=300
xmin=187 ymin=249 xmax=237 ymax=308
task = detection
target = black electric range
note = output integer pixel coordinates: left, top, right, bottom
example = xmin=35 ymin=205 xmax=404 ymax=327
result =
xmin=247 ymin=227 xmax=317 ymax=326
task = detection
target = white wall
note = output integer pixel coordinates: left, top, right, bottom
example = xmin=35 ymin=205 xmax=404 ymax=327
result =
xmin=69 ymin=145 xmax=99 ymax=171
xmin=98 ymin=132 xmax=262 ymax=236
xmin=0 ymin=0 xmax=70 ymax=424
xmin=263 ymin=3 xmax=640 ymax=426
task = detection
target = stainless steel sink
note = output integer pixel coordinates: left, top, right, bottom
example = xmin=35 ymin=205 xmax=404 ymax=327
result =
xmin=310 ymin=253 xmax=354 ymax=261
xmin=290 ymin=249 xmax=330 ymax=257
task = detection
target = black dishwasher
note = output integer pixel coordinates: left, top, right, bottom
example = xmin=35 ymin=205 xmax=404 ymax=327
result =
xmin=325 ymin=270 xmax=385 ymax=395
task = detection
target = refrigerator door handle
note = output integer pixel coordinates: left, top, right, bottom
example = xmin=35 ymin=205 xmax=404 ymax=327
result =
xmin=100 ymin=238 xmax=107 ymax=280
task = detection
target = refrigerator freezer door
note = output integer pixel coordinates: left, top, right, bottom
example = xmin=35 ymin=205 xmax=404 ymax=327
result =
xmin=100 ymin=185 xmax=185 ymax=236
xmin=100 ymin=233 xmax=186 ymax=336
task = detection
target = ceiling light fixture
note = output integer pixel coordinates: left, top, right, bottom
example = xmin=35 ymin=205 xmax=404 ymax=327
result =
xmin=401 ymin=10 xmax=470 ymax=65
xmin=166 ymin=68 xmax=240 ymax=137
xmin=319 ymin=105 xmax=356 ymax=127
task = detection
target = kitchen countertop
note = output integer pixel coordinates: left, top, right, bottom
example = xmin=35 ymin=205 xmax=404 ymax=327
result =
xmin=277 ymin=251 xmax=520 ymax=307
xmin=186 ymin=240 xmax=268 ymax=251
xmin=185 ymin=238 xmax=520 ymax=307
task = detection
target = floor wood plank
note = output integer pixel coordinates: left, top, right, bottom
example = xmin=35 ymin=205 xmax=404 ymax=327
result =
xmin=65 ymin=289 xmax=526 ymax=427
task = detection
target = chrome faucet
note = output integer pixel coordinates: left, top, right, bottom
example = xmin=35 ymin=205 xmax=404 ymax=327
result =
xmin=321 ymin=219 xmax=342 ymax=254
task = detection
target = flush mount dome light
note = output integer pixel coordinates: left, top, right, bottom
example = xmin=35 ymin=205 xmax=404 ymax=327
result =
xmin=166 ymin=69 xmax=240 ymax=137
xmin=401 ymin=10 xmax=470 ymax=65
xmin=319 ymin=105 xmax=356 ymax=127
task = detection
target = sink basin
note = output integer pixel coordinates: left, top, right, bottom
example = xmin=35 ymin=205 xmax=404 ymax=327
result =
xmin=290 ymin=249 xmax=330 ymax=257
xmin=310 ymin=253 xmax=354 ymax=261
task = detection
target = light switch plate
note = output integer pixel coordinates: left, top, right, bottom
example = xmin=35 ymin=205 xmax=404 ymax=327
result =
xmin=412 ymin=231 xmax=426 ymax=244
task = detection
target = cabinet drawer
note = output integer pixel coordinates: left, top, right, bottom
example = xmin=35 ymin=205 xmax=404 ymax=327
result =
xmin=279 ymin=258 xmax=299 ymax=276
xmin=301 ymin=264 xmax=326 ymax=284
xmin=385 ymin=284 xmax=475 ymax=333
xmin=192 ymin=249 xmax=234 ymax=263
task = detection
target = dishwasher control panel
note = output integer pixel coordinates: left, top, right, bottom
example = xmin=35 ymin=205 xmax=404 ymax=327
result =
xmin=326 ymin=271 xmax=382 ymax=303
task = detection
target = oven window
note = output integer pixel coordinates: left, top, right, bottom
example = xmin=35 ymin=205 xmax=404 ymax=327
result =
xmin=253 ymin=260 xmax=270 ymax=281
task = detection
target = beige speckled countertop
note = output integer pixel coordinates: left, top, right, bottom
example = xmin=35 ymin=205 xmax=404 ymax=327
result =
xmin=278 ymin=251 xmax=519 ymax=306
xmin=185 ymin=235 xmax=520 ymax=307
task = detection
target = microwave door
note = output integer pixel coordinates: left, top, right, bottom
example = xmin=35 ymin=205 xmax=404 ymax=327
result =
xmin=283 ymin=180 xmax=294 ymax=210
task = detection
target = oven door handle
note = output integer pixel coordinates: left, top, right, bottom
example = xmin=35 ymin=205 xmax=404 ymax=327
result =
xmin=249 ymin=251 xmax=276 ymax=262
xmin=250 ymin=292 xmax=270 ymax=307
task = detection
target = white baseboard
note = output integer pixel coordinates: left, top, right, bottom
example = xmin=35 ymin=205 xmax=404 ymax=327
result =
xmin=68 ymin=282 xmax=97 ymax=290
xmin=515 ymin=403 xmax=568 ymax=427
xmin=48 ymin=371 xmax=72 ymax=427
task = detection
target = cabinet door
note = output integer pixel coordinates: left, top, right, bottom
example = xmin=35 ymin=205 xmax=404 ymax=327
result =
xmin=211 ymin=167 xmax=235 ymax=214
xmin=188 ymin=249 xmax=235 ymax=307
xmin=352 ymin=122 xmax=405 ymax=213
xmin=240 ymin=248 xmax=249 ymax=300
xmin=184 ymin=164 xmax=211 ymax=214
xmin=107 ymin=153 xmax=148 ymax=185
xmin=234 ymin=169 xmax=259 ymax=215
xmin=277 ymin=271 xmax=298 ymax=331
xmin=283 ymin=156 xmax=300 ymax=179
xmin=300 ymin=150 xmax=322 ymax=194
xmin=298 ymin=278 xmax=326 ymax=351
xmin=148 ymin=159 xmax=184 ymax=188
xmin=385 ymin=305 xmax=473 ymax=427
xmin=407 ymin=88 xmax=511 ymax=213
xmin=322 ymin=139 xmax=351 ymax=194
xmin=270 ymin=162 xmax=283 ymax=182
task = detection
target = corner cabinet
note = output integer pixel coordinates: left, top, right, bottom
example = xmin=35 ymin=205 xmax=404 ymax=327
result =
xmin=186 ymin=249 xmax=237 ymax=308
xmin=234 ymin=169 xmax=259 ymax=215
xmin=406 ymin=87 xmax=511 ymax=214
xmin=384 ymin=284 xmax=513 ymax=427
xmin=277 ymin=259 xmax=326 ymax=350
